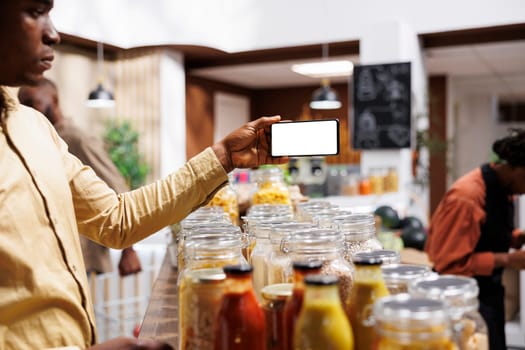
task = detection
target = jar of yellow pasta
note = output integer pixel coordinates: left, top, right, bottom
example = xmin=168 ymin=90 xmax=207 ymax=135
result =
xmin=207 ymin=184 xmax=239 ymax=225
xmin=251 ymin=167 xmax=291 ymax=206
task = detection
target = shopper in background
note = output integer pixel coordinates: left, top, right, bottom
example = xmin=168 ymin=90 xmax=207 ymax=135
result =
xmin=19 ymin=78 xmax=143 ymax=278
xmin=426 ymin=129 xmax=525 ymax=350
xmin=0 ymin=0 xmax=286 ymax=349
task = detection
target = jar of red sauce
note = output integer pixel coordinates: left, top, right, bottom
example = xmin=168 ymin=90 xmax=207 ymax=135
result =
xmin=214 ymin=265 xmax=266 ymax=350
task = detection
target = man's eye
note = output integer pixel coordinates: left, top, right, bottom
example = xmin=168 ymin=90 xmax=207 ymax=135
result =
xmin=29 ymin=7 xmax=47 ymax=18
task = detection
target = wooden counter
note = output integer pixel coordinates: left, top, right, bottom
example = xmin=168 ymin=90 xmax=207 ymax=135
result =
xmin=138 ymin=253 xmax=179 ymax=348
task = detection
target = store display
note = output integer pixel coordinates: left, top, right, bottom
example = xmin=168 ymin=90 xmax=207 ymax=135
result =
xmin=293 ymin=274 xmax=354 ymax=350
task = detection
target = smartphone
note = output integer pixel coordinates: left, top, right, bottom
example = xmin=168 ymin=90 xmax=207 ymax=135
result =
xmin=271 ymin=119 xmax=340 ymax=157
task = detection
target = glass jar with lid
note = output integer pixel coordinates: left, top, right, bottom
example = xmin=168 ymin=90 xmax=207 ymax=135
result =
xmin=353 ymin=249 xmax=401 ymax=266
xmin=266 ymin=222 xmax=316 ymax=286
xmin=332 ymin=213 xmax=383 ymax=263
xmin=207 ymin=183 xmax=240 ymax=226
xmin=381 ymin=264 xmax=434 ymax=295
xmin=409 ymin=275 xmax=488 ymax=350
xmin=288 ymin=228 xmax=354 ymax=308
xmin=251 ymin=167 xmax=291 ymax=206
xmin=373 ymin=294 xmax=457 ymax=349
xmin=261 ymin=283 xmax=293 ymax=350
xmin=295 ymin=200 xmax=337 ymax=222
xmin=249 ymin=220 xmax=294 ymax=299
xmin=179 ymin=268 xmax=226 ymax=350
xmin=178 ymin=223 xmax=241 ymax=271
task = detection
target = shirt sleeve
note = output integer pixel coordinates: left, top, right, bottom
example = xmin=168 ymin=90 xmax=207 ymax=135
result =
xmin=71 ymin=133 xmax=129 ymax=193
xmin=63 ymin=145 xmax=229 ymax=249
xmin=426 ymin=194 xmax=494 ymax=276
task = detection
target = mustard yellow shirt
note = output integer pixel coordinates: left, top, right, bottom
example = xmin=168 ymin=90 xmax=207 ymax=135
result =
xmin=0 ymin=87 xmax=228 ymax=349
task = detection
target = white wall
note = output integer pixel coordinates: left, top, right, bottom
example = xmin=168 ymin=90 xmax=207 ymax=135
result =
xmin=52 ymin=0 xmax=525 ymax=51
xmin=449 ymin=73 xmax=525 ymax=182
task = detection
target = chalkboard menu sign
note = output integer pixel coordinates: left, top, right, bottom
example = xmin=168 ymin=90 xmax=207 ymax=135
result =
xmin=352 ymin=62 xmax=411 ymax=149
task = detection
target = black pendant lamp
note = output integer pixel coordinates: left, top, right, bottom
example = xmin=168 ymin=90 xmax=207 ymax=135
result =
xmin=86 ymin=42 xmax=115 ymax=109
xmin=309 ymin=44 xmax=341 ymax=110
xmin=310 ymin=78 xmax=342 ymax=110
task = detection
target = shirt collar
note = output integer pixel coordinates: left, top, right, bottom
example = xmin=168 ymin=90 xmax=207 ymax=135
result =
xmin=0 ymin=86 xmax=18 ymax=121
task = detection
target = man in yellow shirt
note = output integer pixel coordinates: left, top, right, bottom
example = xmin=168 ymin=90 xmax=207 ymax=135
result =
xmin=0 ymin=1 xmax=287 ymax=349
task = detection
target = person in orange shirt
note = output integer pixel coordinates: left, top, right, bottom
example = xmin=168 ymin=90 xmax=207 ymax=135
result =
xmin=426 ymin=129 xmax=525 ymax=350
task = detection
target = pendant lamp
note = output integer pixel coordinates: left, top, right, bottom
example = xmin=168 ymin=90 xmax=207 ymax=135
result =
xmin=309 ymin=44 xmax=341 ymax=110
xmin=86 ymin=42 xmax=115 ymax=109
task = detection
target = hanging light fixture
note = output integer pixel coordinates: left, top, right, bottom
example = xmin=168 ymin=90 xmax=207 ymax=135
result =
xmin=86 ymin=42 xmax=115 ymax=109
xmin=309 ymin=44 xmax=342 ymax=110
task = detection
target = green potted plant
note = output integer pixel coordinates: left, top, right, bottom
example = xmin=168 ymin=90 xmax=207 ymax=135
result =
xmin=104 ymin=120 xmax=149 ymax=189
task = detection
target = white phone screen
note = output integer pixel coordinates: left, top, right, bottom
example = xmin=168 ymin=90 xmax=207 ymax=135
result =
xmin=271 ymin=119 xmax=339 ymax=157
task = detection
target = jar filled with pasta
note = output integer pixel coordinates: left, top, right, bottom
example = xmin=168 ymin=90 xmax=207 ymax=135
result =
xmin=373 ymin=294 xmax=457 ymax=349
xmin=207 ymin=183 xmax=239 ymax=225
xmin=251 ymin=167 xmax=291 ymax=206
xmin=409 ymin=275 xmax=488 ymax=350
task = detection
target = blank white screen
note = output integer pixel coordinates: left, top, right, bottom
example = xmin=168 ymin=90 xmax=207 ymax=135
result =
xmin=271 ymin=120 xmax=339 ymax=157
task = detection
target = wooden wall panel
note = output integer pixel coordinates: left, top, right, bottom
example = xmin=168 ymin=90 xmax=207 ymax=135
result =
xmin=115 ymin=49 xmax=162 ymax=184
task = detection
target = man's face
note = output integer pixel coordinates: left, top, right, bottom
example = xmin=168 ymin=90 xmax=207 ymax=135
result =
xmin=0 ymin=0 xmax=60 ymax=86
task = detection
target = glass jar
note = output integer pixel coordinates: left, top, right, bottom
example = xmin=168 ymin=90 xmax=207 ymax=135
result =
xmin=261 ymin=283 xmax=293 ymax=350
xmin=347 ymin=256 xmax=390 ymax=350
xmin=353 ymin=249 xmax=401 ymax=265
xmin=384 ymin=167 xmax=399 ymax=193
xmin=289 ymin=228 xmax=354 ymax=308
xmin=215 ymin=265 xmax=266 ymax=350
xmin=267 ymin=222 xmax=316 ymax=287
xmin=207 ymin=184 xmax=240 ymax=225
xmin=381 ymin=264 xmax=434 ymax=295
xmin=283 ymin=260 xmax=323 ymax=350
xmin=332 ymin=213 xmax=383 ymax=263
xmin=295 ymin=200 xmax=337 ymax=222
xmin=252 ymin=167 xmax=291 ymax=206
xmin=369 ymin=168 xmax=384 ymax=195
xmin=243 ymin=213 xmax=293 ymax=263
xmin=178 ymin=224 xmax=241 ymax=271
xmin=373 ymin=294 xmax=457 ymax=349
xmin=409 ymin=275 xmax=488 ymax=350
xmin=179 ymin=268 xmax=225 ymax=350
xmin=293 ymin=274 xmax=354 ymax=350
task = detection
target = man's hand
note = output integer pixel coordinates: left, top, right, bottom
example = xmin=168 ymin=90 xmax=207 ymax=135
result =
xmin=495 ymin=250 xmax=525 ymax=270
xmin=118 ymin=247 xmax=142 ymax=277
xmin=87 ymin=337 xmax=173 ymax=350
xmin=212 ymin=115 xmax=289 ymax=173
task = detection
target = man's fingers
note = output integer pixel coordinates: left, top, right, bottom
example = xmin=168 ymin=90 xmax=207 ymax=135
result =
xmin=248 ymin=115 xmax=281 ymax=130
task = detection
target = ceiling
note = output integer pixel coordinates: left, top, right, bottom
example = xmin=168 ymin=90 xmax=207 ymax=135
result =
xmin=190 ymin=40 xmax=525 ymax=90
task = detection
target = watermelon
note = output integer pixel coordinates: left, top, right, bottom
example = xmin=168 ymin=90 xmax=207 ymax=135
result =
xmin=401 ymin=227 xmax=427 ymax=251
xmin=374 ymin=205 xmax=401 ymax=229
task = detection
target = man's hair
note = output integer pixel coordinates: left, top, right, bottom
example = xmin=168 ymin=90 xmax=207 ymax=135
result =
xmin=492 ymin=128 xmax=525 ymax=167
